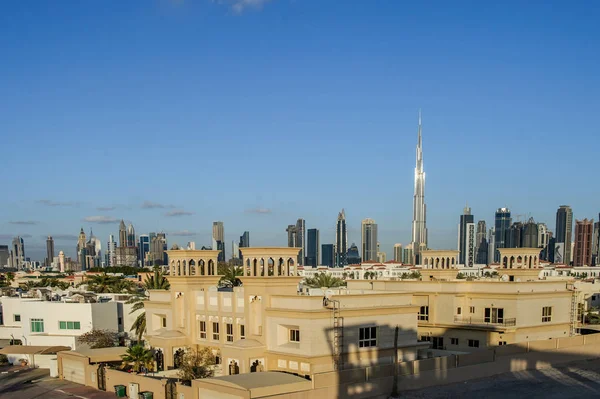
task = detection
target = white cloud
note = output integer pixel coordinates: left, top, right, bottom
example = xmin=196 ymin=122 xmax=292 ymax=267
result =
xmin=165 ymin=209 xmax=195 ymax=217
xmin=245 ymin=207 xmax=272 ymax=214
xmin=37 ymin=199 xmax=80 ymax=207
xmin=216 ymin=0 xmax=273 ymax=14
xmin=82 ymin=216 xmax=120 ymax=224
xmin=9 ymin=221 xmax=39 ymax=225
xmin=169 ymin=230 xmax=197 ymax=237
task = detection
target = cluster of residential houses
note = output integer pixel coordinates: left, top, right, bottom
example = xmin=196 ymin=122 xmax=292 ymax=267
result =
xmin=2 ymin=246 xmax=600 ymax=398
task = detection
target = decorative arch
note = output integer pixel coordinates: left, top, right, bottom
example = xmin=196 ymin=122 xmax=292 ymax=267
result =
xmin=208 ymin=259 xmax=215 ymax=275
xmin=268 ymin=258 xmax=275 ymax=276
xmin=189 ymin=259 xmax=196 ymax=275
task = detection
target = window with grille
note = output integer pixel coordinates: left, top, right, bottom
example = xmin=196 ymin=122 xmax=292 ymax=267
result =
xmin=30 ymin=318 xmax=44 ymax=333
xmin=359 ymin=327 xmax=377 ymax=348
xmin=470 ymin=306 xmax=475 ymax=314
xmin=212 ymin=322 xmax=220 ymax=341
xmin=542 ymin=306 xmax=552 ymax=322
xmin=226 ymin=323 xmax=234 ymax=342
xmin=289 ymin=329 xmax=300 ymax=343
xmin=418 ymin=306 xmax=429 ymax=321
xmin=199 ymin=321 xmax=207 ymax=339
xmin=14 ymin=314 xmax=21 ymax=322
xmin=451 ymin=338 xmax=459 ymax=345
xmin=468 ymin=339 xmax=479 ymax=348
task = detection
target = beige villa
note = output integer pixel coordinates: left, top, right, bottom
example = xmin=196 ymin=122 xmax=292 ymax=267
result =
xmin=145 ymin=247 xmax=428 ymax=377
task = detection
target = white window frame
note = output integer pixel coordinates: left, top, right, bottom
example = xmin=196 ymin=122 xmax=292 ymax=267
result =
xmin=289 ymin=329 xmax=300 ymax=343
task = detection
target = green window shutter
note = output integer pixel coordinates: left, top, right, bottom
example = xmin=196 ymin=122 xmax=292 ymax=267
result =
xmin=74 ymin=321 xmax=81 ymax=330
xmin=59 ymin=321 xmax=66 ymax=329
xmin=67 ymin=321 xmax=74 ymax=329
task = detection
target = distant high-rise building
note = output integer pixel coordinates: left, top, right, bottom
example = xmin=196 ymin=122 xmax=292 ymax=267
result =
xmin=508 ymin=222 xmax=524 ymax=248
xmin=593 ymin=219 xmax=600 ymax=266
xmin=403 ymin=243 xmax=414 ymax=265
xmin=127 ymin=223 xmax=136 ymax=248
xmin=77 ymin=228 xmax=87 ymax=253
xmin=538 ymin=223 xmax=549 ymax=260
xmin=296 ymin=219 xmax=305 ymax=265
xmin=119 ymin=220 xmax=127 ymax=248
xmin=475 ymin=221 xmax=488 ymax=264
xmin=231 ymin=241 xmax=239 ymax=261
xmin=574 ymin=219 xmax=594 ymax=266
xmin=377 ymin=251 xmax=387 ymax=263
xmin=0 ymin=245 xmax=9 ymax=268
xmin=458 ymin=205 xmax=475 ymax=265
xmin=139 ymin=235 xmax=150 ymax=267
xmin=11 ymin=236 xmax=25 ymax=270
xmin=150 ymin=233 xmax=168 ymax=266
xmin=239 ymin=231 xmax=250 ymax=260
xmin=213 ymin=221 xmax=225 ymax=262
xmin=361 ymin=218 xmax=378 ymax=262
xmin=306 ymin=228 xmax=320 ymax=267
xmin=393 ymin=244 xmax=403 ymax=262
xmin=107 ymin=235 xmax=117 ymax=267
xmin=321 ymin=244 xmax=334 ymax=267
xmin=46 ymin=236 xmax=54 ymax=267
xmin=346 ymin=243 xmax=361 ymax=265
xmin=494 ymin=208 xmax=511 ymax=262
xmin=522 ymin=218 xmax=539 ymax=248
xmin=286 ymin=225 xmax=297 ymax=247
xmin=411 ymin=111 xmax=428 ymax=265
xmin=116 ymin=220 xmax=138 ymax=267
xmin=335 ymin=209 xmax=348 ymax=267
xmin=555 ymin=205 xmax=573 ymax=264
xmin=488 ymin=227 xmax=496 ymax=264
xmin=547 ymin=232 xmax=556 ymax=263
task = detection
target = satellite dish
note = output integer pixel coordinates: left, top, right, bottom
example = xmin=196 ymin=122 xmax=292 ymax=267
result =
xmin=501 ymin=274 xmax=509 ymax=282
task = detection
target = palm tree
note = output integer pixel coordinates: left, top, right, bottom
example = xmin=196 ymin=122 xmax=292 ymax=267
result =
xmin=219 ymin=266 xmax=243 ymax=287
xmin=144 ymin=268 xmax=170 ymax=290
xmin=121 ymin=345 xmax=153 ymax=373
xmin=303 ymin=273 xmax=346 ymax=289
xmin=128 ymin=268 xmax=171 ymax=342
xmin=86 ymin=274 xmax=118 ymax=293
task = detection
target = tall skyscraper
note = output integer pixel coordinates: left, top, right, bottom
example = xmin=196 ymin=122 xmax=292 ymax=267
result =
xmin=411 ymin=112 xmax=427 ymax=264
xmin=361 ymin=218 xmax=378 ymax=262
xmin=403 ymin=243 xmax=414 ymax=265
xmin=306 ymin=228 xmax=320 ymax=267
xmin=11 ymin=236 xmax=25 ymax=270
xmin=555 ymin=205 xmax=573 ymax=264
xmin=346 ymin=243 xmax=361 ymax=265
xmin=494 ymin=208 xmax=511 ymax=262
xmin=286 ymin=225 xmax=297 ymax=247
xmin=296 ymin=219 xmax=305 ymax=265
xmin=107 ymin=235 xmax=117 ymax=267
xmin=139 ymin=235 xmax=150 ymax=267
xmin=150 ymin=233 xmax=167 ymax=266
xmin=127 ymin=223 xmax=136 ymax=248
xmin=522 ymin=218 xmax=539 ymax=248
xmin=593 ymin=218 xmax=600 ymax=266
xmin=46 ymin=236 xmax=54 ymax=267
xmin=0 ymin=245 xmax=9 ymax=268
xmin=508 ymin=222 xmax=523 ymax=248
xmin=393 ymin=243 xmax=403 ymax=262
xmin=475 ymin=220 xmax=488 ymax=264
xmin=321 ymin=244 xmax=334 ymax=267
xmin=239 ymin=231 xmax=250 ymax=260
xmin=574 ymin=219 xmax=593 ymax=266
xmin=212 ymin=221 xmax=225 ymax=262
xmin=77 ymin=228 xmax=87 ymax=253
xmin=231 ymin=241 xmax=239 ymax=262
xmin=119 ymin=220 xmax=127 ymax=248
xmin=488 ymin=227 xmax=496 ymax=264
xmin=458 ymin=205 xmax=475 ymax=265
xmin=335 ymin=209 xmax=348 ymax=267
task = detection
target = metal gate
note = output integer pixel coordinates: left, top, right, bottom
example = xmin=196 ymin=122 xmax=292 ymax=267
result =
xmin=165 ymin=379 xmax=177 ymax=399
xmin=97 ymin=364 xmax=106 ymax=391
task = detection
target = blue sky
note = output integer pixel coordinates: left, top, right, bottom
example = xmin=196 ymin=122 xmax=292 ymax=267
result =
xmin=1 ymin=0 xmax=599 ymax=262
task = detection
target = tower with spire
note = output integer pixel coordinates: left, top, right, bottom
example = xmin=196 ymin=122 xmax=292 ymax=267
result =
xmin=411 ymin=111 xmax=428 ymax=264
xmin=335 ymin=209 xmax=348 ymax=267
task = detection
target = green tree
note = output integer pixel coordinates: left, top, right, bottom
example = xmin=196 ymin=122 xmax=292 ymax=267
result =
xmin=77 ymin=329 xmax=119 ymax=349
xmin=177 ymin=347 xmax=216 ymax=384
xmin=219 ymin=266 xmax=243 ymax=287
xmin=6 ymin=272 xmax=15 ymax=284
xmin=121 ymin=345 xmax=153 ymax=373
xmin=128 ymin=295 xmax=147 ymax=342
xmin=303 ymin=273 xmax=346 ymax=288
xmin=456 ymin=272 xmax=466 ymax=279
xmin=144 ymin=268 xmax=170 ymax=290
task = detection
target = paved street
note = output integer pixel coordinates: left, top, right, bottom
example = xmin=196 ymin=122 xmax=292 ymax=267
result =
xmin=0 ymin=367 xmax=114 ymax=399
xmin=401 ymin=358 xmax=600 ymax=399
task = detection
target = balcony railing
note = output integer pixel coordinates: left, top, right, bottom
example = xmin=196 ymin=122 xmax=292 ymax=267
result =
xmin=454 ymin=316 xmax=516 ymax=327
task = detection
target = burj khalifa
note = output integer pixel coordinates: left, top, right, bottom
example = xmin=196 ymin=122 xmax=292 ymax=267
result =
xmin=411 ymin=111 xmax=427 ymax=263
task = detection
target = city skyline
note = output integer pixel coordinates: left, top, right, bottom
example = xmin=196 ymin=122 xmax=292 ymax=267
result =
xmin=2 ymin=2 xmax=600 ymax=262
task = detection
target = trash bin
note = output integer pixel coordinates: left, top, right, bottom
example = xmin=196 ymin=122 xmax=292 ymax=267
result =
xmin=138 ymin=392 xmax=153 ymax=399
xmin=114 ymin=385 xmax=126 ymax=397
